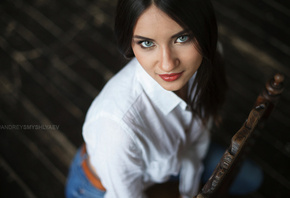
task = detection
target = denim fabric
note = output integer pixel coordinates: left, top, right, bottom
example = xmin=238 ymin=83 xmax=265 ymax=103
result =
xmin=66 ymin=143 xmax=263 ymax=197
xmin=65 ymin=148 xmax=105 ymax=198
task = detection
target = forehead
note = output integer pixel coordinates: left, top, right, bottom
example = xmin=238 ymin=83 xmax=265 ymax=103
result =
xmin=133 ymin=5 xmax=183 ymax=37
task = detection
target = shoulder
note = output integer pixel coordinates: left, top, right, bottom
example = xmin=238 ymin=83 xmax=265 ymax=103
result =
xmin=85 ymin=58 xmax=144 ymax=122
xmin=82 ymin=59 xmax=148 ymax=144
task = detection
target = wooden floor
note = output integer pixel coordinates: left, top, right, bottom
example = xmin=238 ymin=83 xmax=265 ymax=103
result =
xmin=0 ymin=0 xmax=289 ymax=197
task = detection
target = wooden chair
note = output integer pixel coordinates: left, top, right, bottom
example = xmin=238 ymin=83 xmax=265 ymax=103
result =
xmin=145 ymin=73 xmax=285 ymax=198
xmin=195 ymin=73 xmax=285 ymax=198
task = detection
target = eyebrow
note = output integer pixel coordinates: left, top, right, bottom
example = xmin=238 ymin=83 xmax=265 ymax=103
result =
xmin=132 ymin=35 xmax=154 ymax=41
xmin=171 ymin=30 xmax=189 ymax=39
xmin=132 ymin=30 xmax=189 ymax=41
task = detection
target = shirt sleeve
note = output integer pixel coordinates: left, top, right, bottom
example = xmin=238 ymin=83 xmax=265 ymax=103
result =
xmin=83 ymin=114 xmax=147 ymax=198
xmin=179 ymin=119 xmax=212 ymax=198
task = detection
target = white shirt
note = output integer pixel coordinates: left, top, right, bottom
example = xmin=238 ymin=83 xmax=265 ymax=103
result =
xmin=83 ymin=58 xmax=211 ymax=198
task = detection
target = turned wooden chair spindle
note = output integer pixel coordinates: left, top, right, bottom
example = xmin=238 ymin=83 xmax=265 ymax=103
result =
xmin=194 ymin=73 xmax=285 ymax=198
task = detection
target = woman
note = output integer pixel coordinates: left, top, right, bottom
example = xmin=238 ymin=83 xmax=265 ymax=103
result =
xmin=66 ymin=0 xmax=262 ymax=197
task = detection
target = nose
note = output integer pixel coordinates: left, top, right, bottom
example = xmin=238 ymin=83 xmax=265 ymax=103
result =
xmin=159 ymin=46 xmax=179 ymax=72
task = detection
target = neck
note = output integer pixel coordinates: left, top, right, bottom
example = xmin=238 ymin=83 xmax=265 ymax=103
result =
xmin=174 ymin=83 xmax=188 ymax=102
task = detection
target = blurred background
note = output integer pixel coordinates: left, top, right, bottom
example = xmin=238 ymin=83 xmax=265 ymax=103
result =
xmin=0 ymin=0 xmax=289 ymax=197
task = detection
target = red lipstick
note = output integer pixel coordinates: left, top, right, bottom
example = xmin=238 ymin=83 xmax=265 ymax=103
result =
xmin=159 ymin=72 xmax=183 ymax=82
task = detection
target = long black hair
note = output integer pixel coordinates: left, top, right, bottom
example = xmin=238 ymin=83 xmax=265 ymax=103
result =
xmin=114 ymin=0 xmax=227 ymax=124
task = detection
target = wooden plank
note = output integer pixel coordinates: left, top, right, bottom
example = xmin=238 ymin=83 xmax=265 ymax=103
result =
xmin=213 ymin=1 xmax=290 ymax=71
xmin=0 ymin=131 xmax=64 ymax=198
xmin=0 ymin=156 xmax=37 ymax=198
xmin=0 ymin=75 xmax=77 ymax=164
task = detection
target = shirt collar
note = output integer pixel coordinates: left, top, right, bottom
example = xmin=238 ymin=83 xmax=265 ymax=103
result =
xmin=134 ymin=58 xmax=190 ymax=115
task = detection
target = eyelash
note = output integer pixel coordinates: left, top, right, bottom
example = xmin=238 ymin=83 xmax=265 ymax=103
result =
xmin=138 ymin=40 xmax=154 ymax=49
xmin=137 ymin=34 xmax=191 ymax=49
xmin=175 ymin=35 xmax=190 ymax=43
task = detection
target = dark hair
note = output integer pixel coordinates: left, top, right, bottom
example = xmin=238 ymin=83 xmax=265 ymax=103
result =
xmin=114 ymin=0 xmax=227 ymax=124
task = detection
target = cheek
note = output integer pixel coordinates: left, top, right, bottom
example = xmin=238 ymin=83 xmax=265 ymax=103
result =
xmin=181 ymin=47 xmax=203 ymax=67
xmin=133 ymin=50 xmax=148 ymax=68
xmin=192 ymin=53 xmax=203 ymax=66
xmin=132 ymin=46 xmax=156 ymax=71
xmin=132 ymin=46 xmax=144 ymax=63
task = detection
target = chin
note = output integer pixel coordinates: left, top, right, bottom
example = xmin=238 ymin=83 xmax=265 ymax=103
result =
xmin=161 ymin=84 xmax=182 ymax=92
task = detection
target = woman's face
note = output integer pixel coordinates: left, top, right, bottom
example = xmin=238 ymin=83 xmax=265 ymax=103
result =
xmin=131 ymin=5 xmax=203 ymax=93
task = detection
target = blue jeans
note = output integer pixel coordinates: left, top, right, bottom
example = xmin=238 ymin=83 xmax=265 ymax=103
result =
xmin=65 ymin=143 xmax=263 ymax=197
xmin=65 ymin=148 xmax=105 ymax=198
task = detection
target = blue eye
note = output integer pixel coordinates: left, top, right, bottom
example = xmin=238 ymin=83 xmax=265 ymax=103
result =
xmin=176 ymin=35 xmax=189 ymax=43
xmin=141 ymin=41 xmax=154 ymax=48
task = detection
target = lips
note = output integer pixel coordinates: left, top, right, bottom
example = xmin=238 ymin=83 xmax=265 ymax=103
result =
xmin=159 ymin=72 xmax=184 ymax=82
